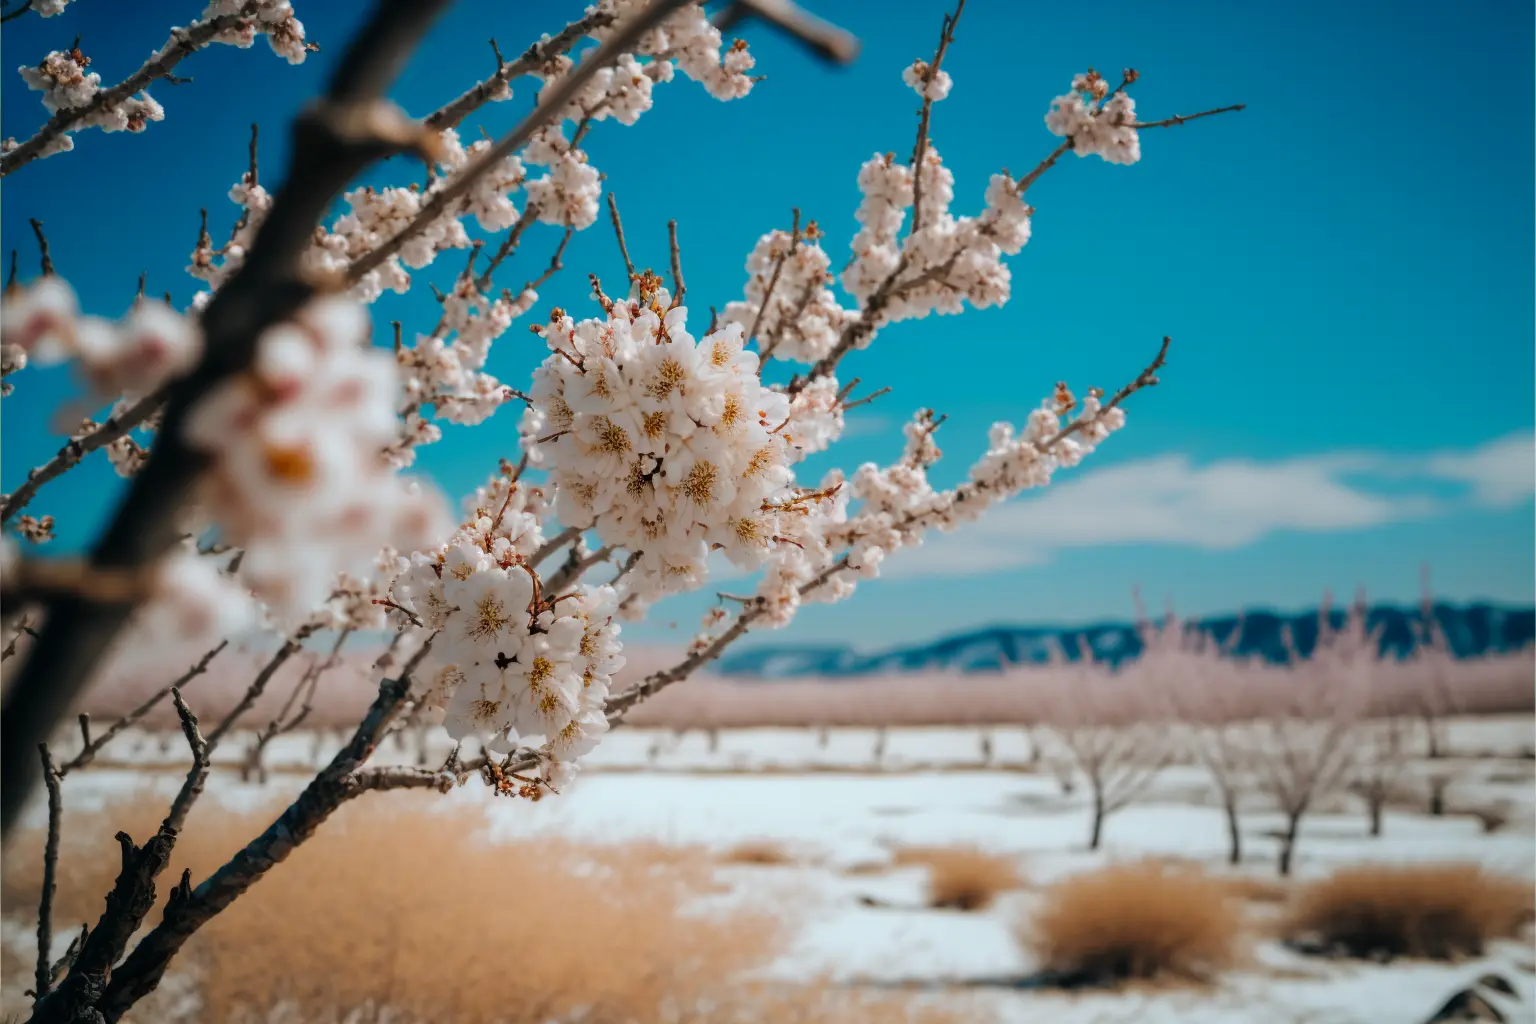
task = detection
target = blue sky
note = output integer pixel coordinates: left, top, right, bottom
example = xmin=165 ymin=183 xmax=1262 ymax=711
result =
xmin=2 ymin=0 xmax=1531 ymax=650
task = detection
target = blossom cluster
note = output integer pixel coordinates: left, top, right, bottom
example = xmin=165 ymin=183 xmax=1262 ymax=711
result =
xmin=15 ymin=44 xmax=163 ymax=159
xmin=1 ymin=276 xmax=202 ymax=400
xmin=181 ymin=296 xmax=448 ymax=623
xmin=591 ymin=0 xmax=758 ymax=101
xmin=390 ymin=477 xmax=620 ymax=789
xmin=1045 ymin=72 xmax=1141 ymax=165
xmin=719 ymin=226 xmax=849 ymax=364
xmin=520 ymin=286 xmax=805 ymax=600
xmin=202 ymin=0 xmax=313 ymax=65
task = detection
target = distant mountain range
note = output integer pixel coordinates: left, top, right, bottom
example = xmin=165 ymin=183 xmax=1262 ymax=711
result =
xmin=714 ymin=602 xmax=1536 ymax=679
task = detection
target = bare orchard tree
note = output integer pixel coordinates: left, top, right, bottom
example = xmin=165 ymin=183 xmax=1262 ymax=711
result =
xmin=1250 ymin=591 xmax=1375 ymax=876
xmin=0 ymin=0 xmax=1241 ymax=1017
xmin=1041 ymin=639 xmax=1174 ymax=851
xmin=1349 ymin=713 xmax=1413 ymax=838
xmin=1412 ymin=563 xmax=1460 ymax=760
xmin=1152 ymin=607 xmax=1256 ymax=866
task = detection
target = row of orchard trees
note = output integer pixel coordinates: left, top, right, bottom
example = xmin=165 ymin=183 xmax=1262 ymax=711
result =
xmin=1038 ymin=579 xmax=1491 ymax=876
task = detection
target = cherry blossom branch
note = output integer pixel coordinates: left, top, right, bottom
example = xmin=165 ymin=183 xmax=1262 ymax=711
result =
xmin=790 ymin=103 xmax=1236 ymax=396
xmin=602 ymin=337 xmax=1169 ymax=721
xmin=1131 ymin=104 xmax=1246 ymax=129
xmin=0 ymin=390 xmax=163 ymax=525
xmin=56 ymin=640 xmax=228 ymax=777
xmin=909 ymin=0 xmax=964 ymax=236
xmin=97 ymin=635 xmax=436 ymax=1021
xmin=425 ymin=11 xmax=618 ymax=132
xmin=346 ymin=0 xmax=696 ymax=285
xmin=747 ymin=208 xmax=800 ymax=344
xmin=2 ymin=2 xmax=266 ymax=177
xmin=2 ymin=0 xmax=455 ymax=839
xmin=602 ymin=557 xmax=849 ymax=720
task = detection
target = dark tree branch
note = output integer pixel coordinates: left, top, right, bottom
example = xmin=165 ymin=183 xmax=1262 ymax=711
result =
xmin=97 ymin=636 xmax=436 ymax=1021
xmin=2 ymin=0 xmax=454 ymax=840
xmin=32 ymin=745 xmax=61 ymax=1003
xmin=712 ymin=0 xmax=860 ymax=64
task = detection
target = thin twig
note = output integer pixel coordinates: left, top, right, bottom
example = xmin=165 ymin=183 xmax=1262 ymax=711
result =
xmin=746 ymin=208 xmax=800 ymax=345
xmin=57 ymin=641 xmax=228 ymax=777
xmin=1131 ymin=104 xmax=1246 ymax=129
xmin=161 ymin=689 xmax=210 ymax=835
xmin=29 ymin=219 xmax=54 ymax=276
xmin=348 ymin=0 xmax=700 ymax=284
xmin=667 ymin=219 xmax=685 ymax=306
xmin=607 ymin=192 xmax=637 ymax=283
xmin=909 ymin=1 xmax=965 ymax=236
xmin=205 ymin=629 xmax=316 ymax=748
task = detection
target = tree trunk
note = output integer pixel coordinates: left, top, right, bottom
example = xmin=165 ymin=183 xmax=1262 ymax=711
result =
xmin=707 ymin=728 xmax=719 ymax=754
xmin=1428 ymin=776 xmax=1448 ymax=816
xmin=1368 ymin=794 xmax=1383 ymax=837
xmin=1423 ymin=714 xmax=1442 ymax=759
xmin=1224 ymin=797 xmax=1242 ymax=865
xmin=1088 ymin=790 xmax=1105 ymax=851
xmin=1277 ymin=812 xmax=1301 ymax=877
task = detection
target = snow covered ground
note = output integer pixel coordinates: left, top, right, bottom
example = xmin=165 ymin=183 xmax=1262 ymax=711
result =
xmin=16 ymin=715 xmax=1536 ymax=1023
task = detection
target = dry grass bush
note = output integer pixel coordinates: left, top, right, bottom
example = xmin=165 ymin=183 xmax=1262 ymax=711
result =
xmin=721 ymin=840 xmax=797 ymax=866
xmin=1021 ymin=859 xmax=1244 ymax=986
xmin=1282 ymin=862 xmax=1535 ymax=961
xmin=1 ymin=791 xmax=962 ymax=1023
xmin=892 ymin=845 xmax=1024 ymax=911
xmin=1222 ymin=874 xmax=1292 ymax=905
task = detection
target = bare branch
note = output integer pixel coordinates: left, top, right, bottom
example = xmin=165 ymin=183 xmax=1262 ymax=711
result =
xmin=29 ymin=219 xmax=55 ymax=275
xmin=426 ymin=11 xmax=618 ymax=132
xmin=98 ymin=635 xmax=438 ymax=1019
xmin=206 ymin=628 xmax=316 ymax=748
xmin=607 ymin=191 xmax=637 ymax=282
xmin=57 ymin=641 xmax=228 ymax=777
xmin=530 ymin=524 xmax=583 ymax=569
xmin=160 ymin=688 xmax=210 ymax=834
xmin=667 ymin=219 xmax=685 ymax=306
xmin=33 ymin=744 xmax=62 ymax=1003
xmin=1131 ymin=103 xmax=1247 ymax=129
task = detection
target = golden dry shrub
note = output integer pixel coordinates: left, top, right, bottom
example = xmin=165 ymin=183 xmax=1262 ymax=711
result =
xmin=1282 ymin=862 xmax=1535 ymax=961
xmin=721 ymin=840 xmax=797 ymax=866
xmin=1020 ymin=859 xmax=1244 ymax=986
xmin=893 ymin=845 xmax=1025 ymax=911
xmin=1 ymin=789 xmax=968 ymax=1023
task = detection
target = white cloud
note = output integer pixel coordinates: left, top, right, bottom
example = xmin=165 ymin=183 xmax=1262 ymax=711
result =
xmin=882 ymin=432 xmax=1530 ymax=579
xmin=1421 ymin=430 xmax=1535 ymax=508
